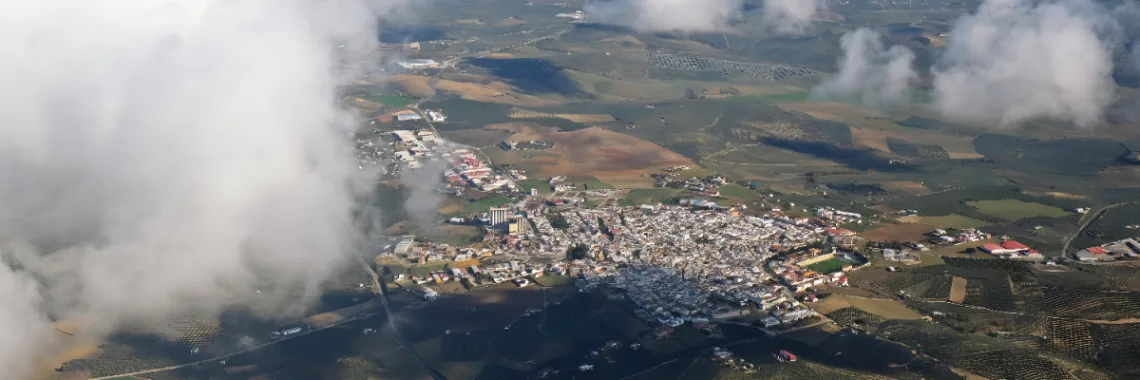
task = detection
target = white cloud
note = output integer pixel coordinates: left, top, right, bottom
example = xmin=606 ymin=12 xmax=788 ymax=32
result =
xmin=586 ymin=0 xmax=744 ymax=33
xmin=813 ymin=28 xmax=917 ymax=107
xmin=760 ymin=0 xmax=828 ymax=36
xmin=0 ymin=0 xmax=407 ymax=376
xmin=931 ymin=0 xmax=1118 ymax=127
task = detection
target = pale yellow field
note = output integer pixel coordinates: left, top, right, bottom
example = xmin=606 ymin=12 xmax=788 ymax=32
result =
xmin=433 ymin=79 xmax=566 ymax=107
xmin=885 ymin=181 xmax=932 ymax=195
xmin=777 ymin=102 xmax=983 ymax=159
xmin=1044 ymin=191 xmax=1089 ymax=200
xmin=843 ymin=295 xmax=924 ymax=320
xmin=598 ymin=35 xmax=646 ymax=49
xmin=949 ymin=277 xmax=968 ymax=303
xmin=483 ymin=125 xmax=693 ymax=187
xmin=565 ymin=69 xmax=803 ymax=101
xmin=850 ymin=127 xmax=891 ymax=152
xmin=508 ymin=108 xmax=615 ymax=124
xmin=811 ymin=295 xmax=923 ymax=320
xmin=388 ymin=75 xmax=436 ymax=98
xmin=807 ymin=295 xmax=853 ymax=314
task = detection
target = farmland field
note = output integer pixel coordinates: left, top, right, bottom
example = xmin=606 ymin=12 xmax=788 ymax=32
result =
xmin=949 ymin=277 xmax=967 ymax=303
xmin=624 ymin=188 xmax=684 ymax=205
xmin=861 ymin=223 xmax=937 ymax=242
xmin=826 ymin=307 xmax=886 ymax=326
xmin=1072 ymin=263 xmax=1140 ymax=290
xmin=915 ymin=214 xmax=992 ymax=229
xmin=356 ymin=94 xmax=418 ymax=108
xmin=417 ymin=225 xmax=483 ymax=246
xmin=458 ymin=196 xmax=514 ymax=214
xmin=967 ymin=199 xmax=1069 ymax=220
xmin=732 ymin=92 xmax=810 ymax=103
xmin=482 ymin=125 xmax=694 ymax=187
xmin=566 ymin=175 xmax=614 ymax=190
xmin=516 ymin=179 xmax=553 ymax=194
xmin=1069 ymin=203 xmax=1140 ymax=250
xmin=717 ymin=183 xmax=762 ymax=200
xmin=843 ymin=296 xmax=924 ymax=320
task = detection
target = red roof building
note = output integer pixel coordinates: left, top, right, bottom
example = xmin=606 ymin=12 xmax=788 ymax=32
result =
xmin=1087 ymin=246 xmax=1109 ymax=255
xmin=1000 ymin=240 xmax=1030 ymax=250
xmin=982 ymin=240 xmax=1032 ymax=255
xmin=981 ymin=243 xmax=1004 ymax=253
xmin=824 ymin=227 xmax=855 ymax=236
xmin=779 ymin=350 xmax=797 ymax=361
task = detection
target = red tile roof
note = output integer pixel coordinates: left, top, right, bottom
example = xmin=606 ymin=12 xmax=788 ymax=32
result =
xmin=1000 ymin=240 xmax=1030 ymax=250
xmin=824 ymin=227 xmax=854 ymax=236
xmin=1088 ymin=246 xmax=1109 ymax=255
xmin=981 ymin=243 xmax=1004 ymax=252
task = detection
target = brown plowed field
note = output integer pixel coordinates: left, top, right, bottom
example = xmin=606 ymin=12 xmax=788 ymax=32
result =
xmin=483 ymin=125 xmax=694 ymax=187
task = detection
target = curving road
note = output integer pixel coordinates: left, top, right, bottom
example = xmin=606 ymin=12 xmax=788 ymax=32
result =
xmin=85 ymin=262 xmax=426 ymax=380
xmin=1060 ymin=202 xmax=1127 ymax=257
xmin=86 ymin=300 xmax=381 ymax=380
xmin=361 ymin=260 xmax=447 ymax=380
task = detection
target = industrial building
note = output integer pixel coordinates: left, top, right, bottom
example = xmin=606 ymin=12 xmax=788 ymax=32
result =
xmin=489 ymin=206 xmax=510 ymax=228
xmin=398 ymin=59 xmax=439 ymax=69
xmin=396 ymin=113 xmax=422 ymax=121
xmin=394 ymin=238 xmax=416 ymax=254
xmin=509 ymin=216 xmax=529 ymax=236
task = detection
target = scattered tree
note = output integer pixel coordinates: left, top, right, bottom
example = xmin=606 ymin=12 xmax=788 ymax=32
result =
xmin=566 ymin=244 xmax=588 ymax=261
xmin=548 ymin=214 xmax=570 ymax=230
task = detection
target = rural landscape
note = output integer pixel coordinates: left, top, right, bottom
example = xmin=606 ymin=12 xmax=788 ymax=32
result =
xmin=15 ymin=0 xmax=1140 ymax=380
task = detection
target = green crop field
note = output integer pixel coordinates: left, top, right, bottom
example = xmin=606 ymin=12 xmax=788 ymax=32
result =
xmin=460 ymin=196 xmax=514 ymax=214
xmin=517 ymin=179 xmax=552 ymax=194
xmin=567 ymin=175 xmax=613 ymax=190
xmin=967 ymin=199 xmax=1069 ymax=220
xmin=624 ymin=188 xmax=684 ymax=205
xmin=807 ymin=258 xmax=847 ymax=274
xmin=717 ymin=183 xmax=762 ymax=201
xmin=916 ymin=214 xmax=992 ymax=229
xmin=357 ymin=94 xmax=418 ymax=108
xmin=407 ymin=262 xmax=449 ymax=276
xmin=418 ymin=225 xmax=483 ymax=246
xmin=733 ymin=92 xmax=810 ymax=103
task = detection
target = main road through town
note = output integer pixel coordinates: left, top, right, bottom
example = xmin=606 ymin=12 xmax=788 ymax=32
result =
xmin=361 ymin=259 xmax=447 ymax=380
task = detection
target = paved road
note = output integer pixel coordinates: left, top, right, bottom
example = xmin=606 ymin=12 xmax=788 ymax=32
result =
xmin=1060 ymin=202 xmax=1127 ymax=256
xmin=86 ymin=300 xmax=381 ymax=380
xmin=85 ymin=262 xmax=421 ymax=380
xmin=361 ymin=260 xmax=447 ymax=380
xmin=439 ymin=28 xmax=571 ymax=68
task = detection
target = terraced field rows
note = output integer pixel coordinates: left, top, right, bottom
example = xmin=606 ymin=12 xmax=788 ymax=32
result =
xmin=950 ymin=351 xmax=1078 ymax=380
xmin=1037 ymin=289 xmax=1140 ymax=320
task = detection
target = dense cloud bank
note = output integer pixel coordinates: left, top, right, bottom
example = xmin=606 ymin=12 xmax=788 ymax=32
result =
xmin=584 ymin=0 xmax=826 ymax=35
xmin=812 ymin=28 xmax=917 ymax=107
xmin=932 ymin=0 xmax=1117 ymax=127
xmin=585 ymin=0 xmax=744 ymax=32
xmin=0 ymin=0 xmax=405 ymax=377
xmin=818 ymin=0 xmax=1125 ymax=128
xmin=760 ymin=0 xmax=828 ymax=35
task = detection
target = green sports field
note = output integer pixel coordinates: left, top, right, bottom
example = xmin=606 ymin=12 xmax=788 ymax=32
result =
xmin=806 ymin=258 xmax=847 ymax=274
